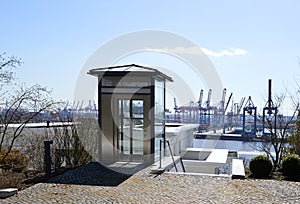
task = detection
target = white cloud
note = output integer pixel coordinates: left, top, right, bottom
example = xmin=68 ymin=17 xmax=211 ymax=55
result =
xmin=145 ymin=46 xmax=248 ymax=57
xmin=202 ymin=47 xmax=248 ymax=57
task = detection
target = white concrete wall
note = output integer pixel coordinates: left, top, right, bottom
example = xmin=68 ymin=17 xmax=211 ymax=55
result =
xmin=182 ymin=148 xmax=229 ymax=174
xmin=165 ymin=123 xmax=198 ymax=156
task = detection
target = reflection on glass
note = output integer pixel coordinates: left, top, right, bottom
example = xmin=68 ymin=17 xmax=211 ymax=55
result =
xmin=102 ymin=76 xmax=151 ymax=87
xmin=132 ymin=100 xmax=143 ymax=118
xmin=154 ymin=80 xmax=165 ymax=154
xmin=118 ymin=99 xmax=144 ymax=156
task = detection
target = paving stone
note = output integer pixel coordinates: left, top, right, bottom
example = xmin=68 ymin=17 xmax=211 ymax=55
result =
xmin=2 ymin=162 xmax=300 ymax=203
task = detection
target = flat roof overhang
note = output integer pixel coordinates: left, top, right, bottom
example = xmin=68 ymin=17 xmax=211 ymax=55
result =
xmin=87 ymin=64 xmax=173 ymax=82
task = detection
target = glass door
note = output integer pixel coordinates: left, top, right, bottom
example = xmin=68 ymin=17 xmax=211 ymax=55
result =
xmin=118 ymin=99 xmax=130 ymax=155
xmin=118 ymin=98 xmax=145 ymax=160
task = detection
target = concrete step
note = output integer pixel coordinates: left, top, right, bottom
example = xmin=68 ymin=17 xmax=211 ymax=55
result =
xmin=231 ymin=159 xmax=246 ymax=179
xmin=0 ymin=188 xmax=18 ymax=198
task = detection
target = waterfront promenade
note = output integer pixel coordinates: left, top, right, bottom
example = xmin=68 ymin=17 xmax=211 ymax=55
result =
xmin=3 ymin=162 xmax=300 ymax=203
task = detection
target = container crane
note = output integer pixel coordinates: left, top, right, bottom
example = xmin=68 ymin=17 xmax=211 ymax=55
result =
xmin=93 ymin=100 xmax=98 ymax=119
xmin=227 ymin=95 xmax=235 ymax=130
xmin=242 ymin=96 xmax=257 ymax=135
xmin=199 ymin=89 xmax=212 ymax=132
xmin=216 ymin=88 xmax=227 ymax=132
xmin=197 ymin=89 xmax=203 ymax=109
xmin=237 ymin=97 xmax=245 ymax=115
xmin=205 ymin=89 xmax=212 ymax=109
xmin=173 ymin=98 xmax=181 ymax=122
xmin=224 ymin=93 xmax=233 ymax=113
xmin=173 ymin=98 xmax=180 ymax=113
xmin=223 ymin=92 xmax=233 ymax=133
xmin=79 ymin=100 xmax=84 ymax=111
xmin=220 ymin=88 xmax=227 ymax=111
xmin=262 ymin=79 xmax=278 ymax=135
xmin=233 ymin=97 xmax=245 ymax=127
xmin=74 ymin=101 xmax=80 ymax=110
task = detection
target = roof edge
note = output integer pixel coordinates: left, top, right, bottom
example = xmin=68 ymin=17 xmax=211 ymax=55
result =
xmin=87 ymin=64 xmax=173 ymax=82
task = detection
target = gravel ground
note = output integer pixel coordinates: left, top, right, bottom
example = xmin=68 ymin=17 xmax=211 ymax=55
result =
xmin=2 ymin=162 xmax=300 ymax=203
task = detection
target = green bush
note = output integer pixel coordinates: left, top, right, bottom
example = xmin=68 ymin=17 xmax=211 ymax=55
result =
xmin=282 ymin=154 xmax=300 ymax=179
xmin=249 ymin=155 xmax=273 ymax=178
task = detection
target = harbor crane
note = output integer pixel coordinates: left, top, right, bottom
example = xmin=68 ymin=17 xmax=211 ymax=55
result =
xmin=205 ymin=89 xmax=212 ymax=109
xmin=237 ymin=97 xmax=245 ymax=115
xmin=262 ymin=79 xmax=278 ymax=135
xmin=173 ymin=98 xmax=180 ymax=113
xmin=227 ymin=95 xmax=244 ymax=129
xmin=199 ymin=89 xmax=213 ymax=132
xmin=220 ymin=88 xmax=227 ymax=112
xmin=212 ymin=88 xmax=233 ymax=133
xmin=173 ymin=98 xmax=181 ymax=122
xmin=216 ymin=88 xmax=227 ymax=132
xmin=233 ymin=97 xmax=245 ymax=127
xmin=197 ymin=89 xmax=203 ymax=109
xmin=242 ymin=96 xmax=257 ymax=135
xmin=222 ymin=92 xmax=233 ymax=133
xmin=78 ymin=100 xmax=84 ymax=111
xmin=224 ymin=92 xmax=233 ymax=113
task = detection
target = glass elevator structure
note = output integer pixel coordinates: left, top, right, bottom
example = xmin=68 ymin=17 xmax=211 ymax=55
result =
xmin=88 ymin=64 xmax=173 ymax=164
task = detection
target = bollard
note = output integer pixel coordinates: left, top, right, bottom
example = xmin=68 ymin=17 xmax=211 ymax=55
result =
xmin=44 ymin=140 xmax=53 ymax=176
xmin=159 ymin=140 xmax=162 ymax=169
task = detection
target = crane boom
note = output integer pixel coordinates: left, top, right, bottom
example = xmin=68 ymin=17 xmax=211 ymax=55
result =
xmin=224 ymin=92 xmax=233 ymax=113
xmin=198 ymin=89 xmax=203 ymax=108
xmin=174 ymin=98 xmax=180 ymax=113
xmin=221 ymin=88 xmax=227 ymax=104
xmin=237 ymin=97 xmax=245 ymax=114
xmin=79 ymin=100 xmax=84 ymax=110
xmin=206 ymin=89 xmax=212 ymax=108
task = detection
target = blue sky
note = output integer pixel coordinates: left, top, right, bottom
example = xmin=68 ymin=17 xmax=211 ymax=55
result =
xmin=1 ymin=1 xmax=300 ymax=114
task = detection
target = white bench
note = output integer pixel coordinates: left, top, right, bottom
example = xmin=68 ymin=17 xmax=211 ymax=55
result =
xmin=231 ymin=159 xmax=245 ymax=179
xmin=182 ymin=148 xmax=229 ymax=174
xmin=0 ymin=188 xmax=18 ymax=198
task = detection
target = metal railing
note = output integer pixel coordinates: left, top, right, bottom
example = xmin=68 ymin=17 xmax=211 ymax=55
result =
xmin=159 ymin=140 xmax=185 ymax=172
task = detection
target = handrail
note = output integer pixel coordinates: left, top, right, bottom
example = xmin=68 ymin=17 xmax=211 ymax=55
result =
xmin=180 ymin=158 xmax=186 ymax=173
xmin=159 ymin=140 xmax=162 ymax=169
xmin=166 ymin=140 xmax=178 ymax=172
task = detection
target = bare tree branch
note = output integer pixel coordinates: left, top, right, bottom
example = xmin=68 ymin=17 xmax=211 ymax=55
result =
xmin=0 ymin=53 xmax=21 ymax=89
xmin=0 ymin=84 xmax=57 ymax=159
xmin=255 ymin=91 xmax=299 ymax=170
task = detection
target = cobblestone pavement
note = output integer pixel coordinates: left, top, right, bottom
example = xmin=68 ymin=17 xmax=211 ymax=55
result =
xmin=2 ymin=162 xmax=300 ymax=203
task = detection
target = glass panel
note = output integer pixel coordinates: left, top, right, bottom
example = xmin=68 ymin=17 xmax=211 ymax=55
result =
xmin=132 ymin=118 xmax=143 ymax=155
xmin=118 ymin=99 xmax=131 ymax=154
xmin=122 ymin=129 xmax=131 ymax=154
xmin=102 ymin=78 xmax=115 ymax=86
xmin=132 ymin=99 xmax=144 ymax=155
xmin=118 ymin=99 xmax=144 ymax=157
xmin=154 ymin=80 xmax=165 ymax=155
xmin=123 ymin=100 xmax=130 ymax=119
xmin=102 ymin=76 xmax=151 ymax=87
xmin=132 ymin=100 xmax=143 ymax=118
xmin=119 ymin=80 xmax=150 ymax=87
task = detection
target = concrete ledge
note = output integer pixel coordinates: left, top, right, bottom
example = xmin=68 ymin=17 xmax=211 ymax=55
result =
xmin=165 ymin=171 xmax=231 ymax=178
xmin=0 ymin=188 xmax=18 ymax=198
xmin=206 ymin=149 xmax=228 ymax=163
xmin=182 ymin=160 xmax=226 ymax=174
xmin=181 ymin=148 xmax=229 ymax=174
xmin=151 ymin=156 xmax=181 ymax=174
xmin=182 ymin=148 xmax=211 ymax=160
xmin=231 ymin=159 xmax=245 ymax=179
